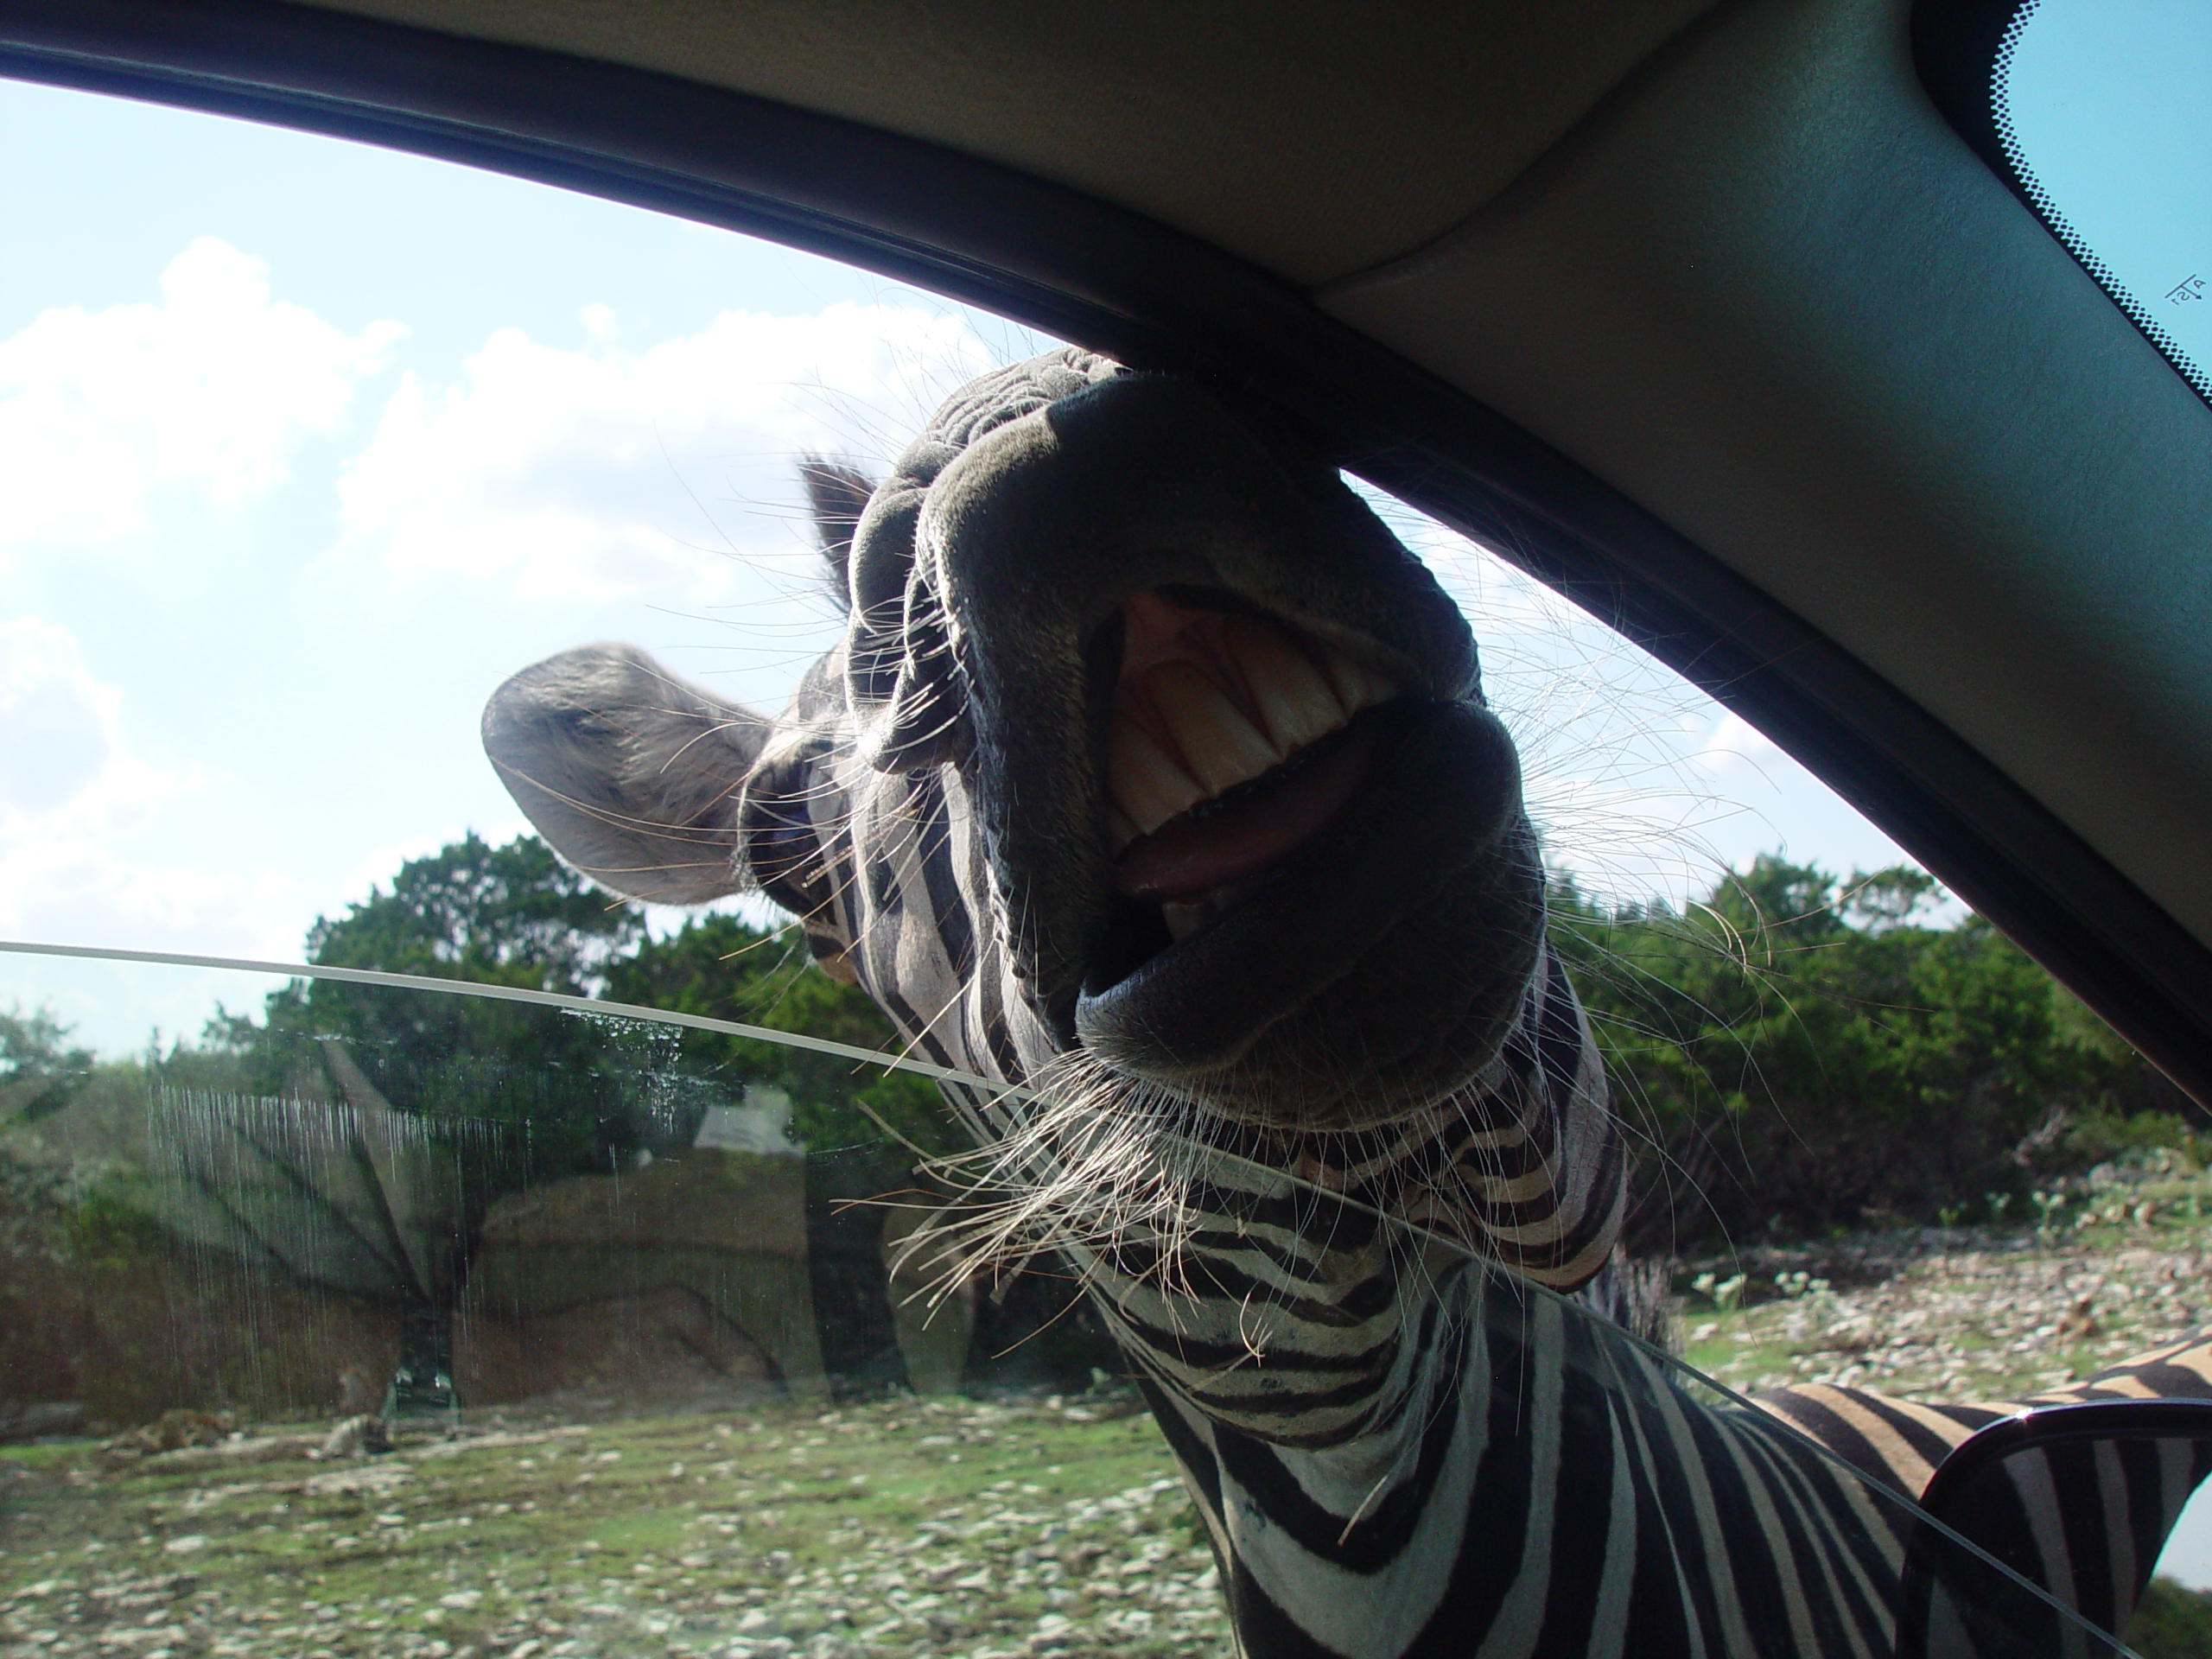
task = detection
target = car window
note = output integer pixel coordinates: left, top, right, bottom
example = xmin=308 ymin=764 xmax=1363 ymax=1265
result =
xmin=0 ymin=945 xmax=2145 ymax=1659
xmin=0 ymin=73 xmax=2175 ymax=1659
xmin=1991 ymin=0 xmax=2212 ymax=401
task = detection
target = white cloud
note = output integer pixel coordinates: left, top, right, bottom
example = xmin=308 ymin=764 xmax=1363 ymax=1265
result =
xmin=334 ymin=301 xmax=999 ymax=604
xmin=0 ymin=238 xmax=402 ymax=555
xmin=0 ymin=618 xmax=298 ymax=956
xmin=0 ymin=618 xmax=189 ymax=830
xmin=0 ymin=836 xmax=300 ymax=956
xmin=1688 ymin=710 xmax=1784 ymax=778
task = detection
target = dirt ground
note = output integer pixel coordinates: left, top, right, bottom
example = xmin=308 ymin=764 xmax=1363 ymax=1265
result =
xmin=0 ymin=1392 xmax=1223 ymax=1659
xmin=1679 ymin=1212 xmax=2212 ymax=1403
xmin=11 ymin=1208 xmax=2212 ymax=1659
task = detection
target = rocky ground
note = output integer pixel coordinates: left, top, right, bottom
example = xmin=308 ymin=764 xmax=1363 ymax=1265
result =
xmin=0 ymin=1392 xmax=1224 ymax=1659
xmin=1678 ymin=1164 xmax=2212 ymax=1404
xmin=12 ymin=1168 xmax=2212 ymax=1659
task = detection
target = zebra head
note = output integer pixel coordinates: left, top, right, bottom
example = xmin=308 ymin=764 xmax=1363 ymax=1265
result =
xmin=486 ymin=347 xmax=1618 ymax=1339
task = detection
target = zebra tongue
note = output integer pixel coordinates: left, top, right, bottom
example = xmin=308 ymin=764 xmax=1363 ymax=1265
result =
xmin=1114 ymin=724 xmax=1372 ymax=905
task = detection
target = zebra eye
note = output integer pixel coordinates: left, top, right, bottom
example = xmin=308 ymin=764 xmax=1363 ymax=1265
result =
xmin=805 ymin=931 xmax=859 ymax=984
xmin=738 ymin=747 xmax=843 ymax=928
xmin=742 ymin=805 xmax=828 ymax=918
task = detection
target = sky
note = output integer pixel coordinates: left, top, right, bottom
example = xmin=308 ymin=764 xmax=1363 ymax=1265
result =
xmin=0 ymin=73 xmax=1934 ymax=1053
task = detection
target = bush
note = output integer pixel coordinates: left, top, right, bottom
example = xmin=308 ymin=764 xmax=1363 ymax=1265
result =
xmin=1551 ymin=855 xmax=2191 ymax=1250
xmin=2055 ymin=1110 xmax=2206 ymax=1173
xmin=2127 ymin=1576 xmax=2212 ymax=1659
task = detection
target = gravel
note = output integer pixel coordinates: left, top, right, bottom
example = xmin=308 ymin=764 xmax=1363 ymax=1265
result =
xmin=15 ymin=1203 xmax=2204 ymax=1659
xmin=1681 ymin=1208 xmax=2212 ymax=1402
xmin=0 ymin=1393 xmax=1227 ymax=1659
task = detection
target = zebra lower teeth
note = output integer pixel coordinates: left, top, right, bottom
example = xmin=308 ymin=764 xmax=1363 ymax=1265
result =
xmin=1104 ymin=593 xmax=1395 ymax=855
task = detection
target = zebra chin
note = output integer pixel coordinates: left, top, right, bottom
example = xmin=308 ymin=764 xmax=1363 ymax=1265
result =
xmin=1073 ymin=697 xmax=1550 ymax=1131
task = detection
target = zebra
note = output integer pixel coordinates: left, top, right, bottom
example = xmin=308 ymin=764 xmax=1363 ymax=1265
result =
xmin=482 ymin=347 xmax=2212 ymax=1656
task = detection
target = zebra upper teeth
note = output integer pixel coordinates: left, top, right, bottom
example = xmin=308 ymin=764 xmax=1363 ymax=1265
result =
xmin=1105 ymin=603 xmax=1396 ymax=852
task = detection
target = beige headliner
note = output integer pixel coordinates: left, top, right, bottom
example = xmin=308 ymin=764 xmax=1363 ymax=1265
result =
xmin=303 ymin=0 xmax=1718 ymax=284
xmin=1324 ymin=0 xmax=2212 ymax=941
xmin=300 ymin=0 xmax=2212 ymax=951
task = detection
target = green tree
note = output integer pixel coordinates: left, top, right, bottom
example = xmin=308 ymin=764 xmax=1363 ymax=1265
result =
xmin=602 ymin=912 xmax=958 ymax=1160
xmin=1551 ymin=855 xmax=2166 ymax=1249
xmin=202 ymin=833 xmax=651 ymax=1413
xmin=256 ymin=831 xmax=650 ymax=1184
xmin=2128 ymin=1577 xmax=2212 ymax=1659
xmin=0 ymin=1003 xmax=94 ymax=1122
xmin=128 ymin=832 xmax=959 ymax=1413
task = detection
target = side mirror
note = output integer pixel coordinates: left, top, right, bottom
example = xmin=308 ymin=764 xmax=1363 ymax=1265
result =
xmin=1900 ymin=1399 xmax=2212 ymax=1658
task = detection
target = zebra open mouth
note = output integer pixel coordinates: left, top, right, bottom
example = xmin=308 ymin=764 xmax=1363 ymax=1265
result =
xmin=1103 ymin=588 xmax=1396 ymax=944
xmin=1075 ymin=577 xmax=1540 ymax=1125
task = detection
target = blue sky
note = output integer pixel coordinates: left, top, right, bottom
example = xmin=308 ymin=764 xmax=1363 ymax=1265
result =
xmin=0 ymin=75 xmax=1929 ymax=1052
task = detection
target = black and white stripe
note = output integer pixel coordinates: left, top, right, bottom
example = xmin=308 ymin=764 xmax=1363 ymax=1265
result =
xmin=785 ymin=732 xmax=2212 ymax=1655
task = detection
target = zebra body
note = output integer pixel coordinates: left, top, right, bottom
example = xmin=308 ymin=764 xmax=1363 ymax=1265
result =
xmin=1148 ymin=1268 xmax=1913 ymax=1659
xmin=485 ymin=348 xmax=2210 ymax=1656
xmin=843 ymin=740 xmax=2212 ymax=1651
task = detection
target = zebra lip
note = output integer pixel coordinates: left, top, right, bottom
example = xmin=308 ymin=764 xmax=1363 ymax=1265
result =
xmin=1112 ymin=722 xmax=1375 ymax=904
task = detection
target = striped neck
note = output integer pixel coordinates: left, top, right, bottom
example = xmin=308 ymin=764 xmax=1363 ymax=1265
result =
xmin=820 ymin=757 xmax=1625 ymax=1452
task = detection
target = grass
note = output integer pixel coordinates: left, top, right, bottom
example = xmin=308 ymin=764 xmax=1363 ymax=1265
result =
xmin=0 ymin=1391 xmax=1228 ymax=1659
xmin=15 ymin=1167 xmax=2212 ymax=1659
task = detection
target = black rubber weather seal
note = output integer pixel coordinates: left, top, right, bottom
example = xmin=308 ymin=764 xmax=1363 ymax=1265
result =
xmin=7 ymin=0 xmax=2212 ymax=1104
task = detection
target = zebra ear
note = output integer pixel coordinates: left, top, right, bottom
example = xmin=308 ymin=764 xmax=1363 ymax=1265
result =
xmin=801 ymin=458 xmax=876 ymax=607
xmin=482 ymin=644 xmax=768 ymax=905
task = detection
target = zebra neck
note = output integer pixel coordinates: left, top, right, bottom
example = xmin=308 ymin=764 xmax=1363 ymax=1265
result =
xmin=1135 ymin=1264 xmax=1638 ymax=1659
xmin=1126 ymin=1264 xmax=1933 ymax=1659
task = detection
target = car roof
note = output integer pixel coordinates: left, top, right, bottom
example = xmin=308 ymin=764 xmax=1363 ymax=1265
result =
xmin=7 ymin=0 xmax=2209 ymax=1098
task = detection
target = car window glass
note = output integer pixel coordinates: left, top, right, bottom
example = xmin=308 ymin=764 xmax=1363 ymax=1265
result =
xmin=1994 ymin=0 xmax=2212 ymax=399
xmin=0 ymin=948 xmax=2138 ymax=1659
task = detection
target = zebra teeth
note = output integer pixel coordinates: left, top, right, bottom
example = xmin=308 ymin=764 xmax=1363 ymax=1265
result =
xmin=1143 ymin=660 xmax=1282 ymax=797
xmin=1321 ymin=646 xmax=1396 ymax=720
xmin=1222 ymin=615 xmax=1346 ymax=756
xmin=1109 ymin=716 xmax=1207 ymax=839
xmin=1105 ymin=603 xmax=1397 ymax=851
xmin=1105 ymin=803 xmax=1143 ymax=854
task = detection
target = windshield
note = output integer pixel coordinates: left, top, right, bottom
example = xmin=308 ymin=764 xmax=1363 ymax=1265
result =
xmin=1994 ymin=0 xmax=2212 ymax=400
